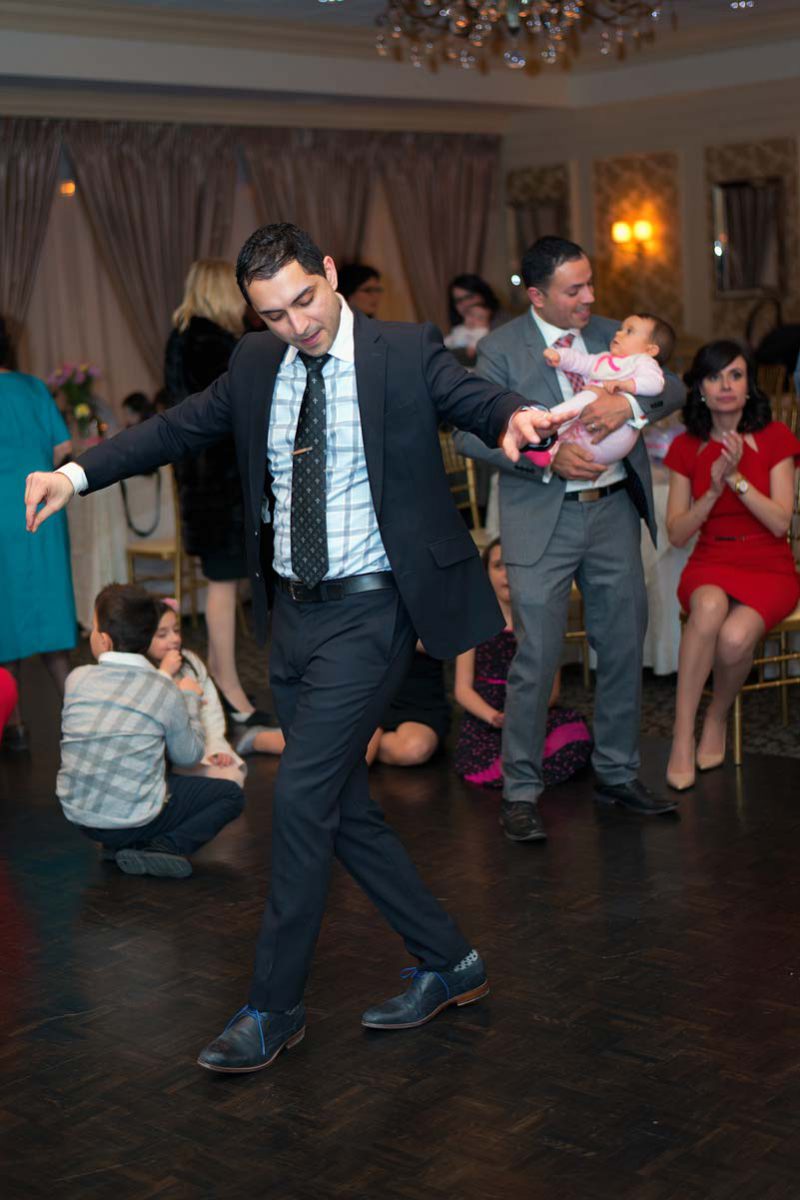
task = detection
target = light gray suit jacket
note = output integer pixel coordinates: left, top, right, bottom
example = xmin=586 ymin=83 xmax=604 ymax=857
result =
xmin=453 ymin=311 xmax=684 ymax=566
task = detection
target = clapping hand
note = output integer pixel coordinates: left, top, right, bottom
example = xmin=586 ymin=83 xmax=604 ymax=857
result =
xmin=709 ymin=433 xmax=742 ymax=494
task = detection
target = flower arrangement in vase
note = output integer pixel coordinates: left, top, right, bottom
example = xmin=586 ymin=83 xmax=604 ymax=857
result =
xmin=47 ymin=362 xmax=101 ymax=438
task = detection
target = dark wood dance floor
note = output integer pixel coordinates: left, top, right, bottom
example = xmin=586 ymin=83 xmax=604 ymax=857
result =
xmin=3 ymin=658 xmax=800 ymax=1199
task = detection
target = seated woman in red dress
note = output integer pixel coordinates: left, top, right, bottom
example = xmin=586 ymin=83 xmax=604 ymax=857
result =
xmin=664 ymin=340 xmax=800 ymax=790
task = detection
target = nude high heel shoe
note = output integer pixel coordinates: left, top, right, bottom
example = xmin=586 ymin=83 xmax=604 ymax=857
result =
xmin=696 ymin=720 xmax=726 ymax=772
xmin=696 ymin=739 xmax=726 ymax=772
xmin=666 ymin=766 xmax=696 ymax=792
xmin=666 ymin=741 xmax=696 ymax=792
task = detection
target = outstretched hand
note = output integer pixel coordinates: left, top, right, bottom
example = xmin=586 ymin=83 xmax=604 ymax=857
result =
xmin=25 ymin=471 xmax=75 ymax=533
xmin=500 ymin=407 xmax=568 ymax=463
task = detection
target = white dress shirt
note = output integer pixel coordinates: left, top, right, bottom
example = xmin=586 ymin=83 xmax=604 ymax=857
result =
xmin=530 ymin=310 xmax=647 ymax=492
xmin=268 ymin=297 xmax=389 ymax=580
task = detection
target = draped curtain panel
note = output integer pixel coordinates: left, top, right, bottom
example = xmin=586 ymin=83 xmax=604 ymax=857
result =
xmin=240 ymin=128 xmax=376 ymax=265
xmin=379 ymin=133 xmax=500 ymax=331
xmin=64 ymin=121 xmax=237 ymax=377
xmin=0 ymin=117 xmax=61 ymax=341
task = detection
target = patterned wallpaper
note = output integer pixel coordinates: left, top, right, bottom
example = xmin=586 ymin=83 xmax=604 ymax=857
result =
xmin=592 ymin=151 xmax=684 ymax=336
xmin=705 ymin=137 xmax=799 ymax=340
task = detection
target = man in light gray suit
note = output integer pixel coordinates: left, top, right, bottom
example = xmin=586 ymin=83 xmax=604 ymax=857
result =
xmin=454 ymin=237 xmax=683 ymax=841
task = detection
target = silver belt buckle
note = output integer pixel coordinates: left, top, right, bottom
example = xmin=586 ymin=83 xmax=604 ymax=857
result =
xmin=288 ymin=579 xmax=304 ymax=601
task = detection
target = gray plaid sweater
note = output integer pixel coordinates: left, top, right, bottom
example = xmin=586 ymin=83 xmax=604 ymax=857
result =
xmin=57 ymin=652 xmax=205 ymax=829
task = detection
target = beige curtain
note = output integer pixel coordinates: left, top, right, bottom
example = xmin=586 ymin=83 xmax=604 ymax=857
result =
xmin=380 ymin=133 xmax=500 ymax=331
xmin=64 ymin=121 xmax=238 ymax=377
xmin=0 ymin=117 xmax=61 ymax=342
xmin=240 ymin=128 xmax=376 ymax=264
xmin=22 ymin=183 xmax=159 ymax=419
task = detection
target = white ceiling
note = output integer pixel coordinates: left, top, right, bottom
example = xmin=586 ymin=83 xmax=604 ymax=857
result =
xmin=92 ymin=0 xmax=800 ymax=32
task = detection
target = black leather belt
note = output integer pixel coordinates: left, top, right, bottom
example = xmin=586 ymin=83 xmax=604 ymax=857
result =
xmin=275 ymin=571 xmax=395 ymax=603
xmin=563 ymin=479 xmax=627 ymax=504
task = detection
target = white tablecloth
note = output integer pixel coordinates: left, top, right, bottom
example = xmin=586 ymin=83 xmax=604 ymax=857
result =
xmin=484 ymin=464 xmax=690 ymax=675
xmin=67 ymin=468 xmax=175 ymax=630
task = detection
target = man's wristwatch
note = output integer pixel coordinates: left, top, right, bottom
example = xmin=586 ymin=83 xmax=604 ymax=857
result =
xmin=733 ymin=475 xmax=749 ymax=495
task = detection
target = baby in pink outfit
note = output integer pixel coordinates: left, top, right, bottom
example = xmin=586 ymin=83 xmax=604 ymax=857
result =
xmin=526 ymin=312 xmax=675 ymax=467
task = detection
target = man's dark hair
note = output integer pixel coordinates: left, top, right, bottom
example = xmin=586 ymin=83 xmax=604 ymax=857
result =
xmin=338 ymin=263 xmax=380 ymax=300
xmin=635 ymin=313 xmax=676 ymax=366
xmin=236 ymin=223 xmax=326 ymax=302
xmin=521 ymin=236 xmax=586 ymax=291
xmin=682 ymin=339 xmax=771 ymax=439
xmin=94 ymin=583 xmax=161 ymax=654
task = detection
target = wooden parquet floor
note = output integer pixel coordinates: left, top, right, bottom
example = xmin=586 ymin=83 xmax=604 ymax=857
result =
xmin=2 ymin=660 xmax=800 ymax=1199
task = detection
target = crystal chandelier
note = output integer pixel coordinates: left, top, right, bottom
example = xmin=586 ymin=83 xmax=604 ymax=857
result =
xmin=374 ymin=2 xmax=674 ymax=71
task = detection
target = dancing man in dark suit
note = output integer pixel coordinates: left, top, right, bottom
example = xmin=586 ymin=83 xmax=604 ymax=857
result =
xmin=26 ymin=223 xmax=561 ymax=1073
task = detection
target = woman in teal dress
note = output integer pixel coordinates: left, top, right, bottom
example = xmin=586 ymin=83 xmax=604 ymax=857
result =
xmin=0 ymin=317 xmax=77 ymax=748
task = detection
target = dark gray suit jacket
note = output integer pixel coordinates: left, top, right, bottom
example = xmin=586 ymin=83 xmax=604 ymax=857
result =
xmin=453 ymin=311 xmax=684 ymax=566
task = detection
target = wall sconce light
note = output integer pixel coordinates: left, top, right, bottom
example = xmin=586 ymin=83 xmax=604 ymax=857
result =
xmin=59 ymin=180 xmax=76 ymax=197
xmin=611 ymin=218 xmax=653 ymax=249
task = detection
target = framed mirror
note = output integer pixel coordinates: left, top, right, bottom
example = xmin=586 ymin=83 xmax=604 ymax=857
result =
xmin=712 ymin=178 xmax=783 ymax=296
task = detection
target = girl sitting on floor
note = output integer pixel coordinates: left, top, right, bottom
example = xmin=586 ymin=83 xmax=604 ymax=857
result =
xmin=454 ymin=539 xmax=592 ymax=790
xmin=147 ymin=601 xmax=247 ymax=784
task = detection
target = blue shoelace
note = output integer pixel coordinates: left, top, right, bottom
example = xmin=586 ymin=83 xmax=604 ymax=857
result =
xmin=224 ymin=1005 xmax=266 ymax=1057
xmin=400 ymin=966 xmax=450 ymax=1000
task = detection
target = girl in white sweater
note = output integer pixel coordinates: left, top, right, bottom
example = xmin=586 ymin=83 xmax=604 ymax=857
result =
xmin=147 ymin=601 xmax=246 ymax=784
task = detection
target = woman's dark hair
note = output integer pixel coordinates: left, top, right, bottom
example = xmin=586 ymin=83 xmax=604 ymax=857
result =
xmin=520 ymin=236 xmax=586 ymax=291
xmin=682 ymin=339 xmax=772 ymax=439
xmin=0 ymin=315 xmax=12 ymax=368
xmin=481 ymin=537 xmax=501 ymax=569
xmin=95 ymin=583 xmax=161 ymax=654
xmin=236 ymin=222 xmax=326 ymax=302
xmin=338 ymin=263 xmax=380 ymax=300
xmin=448 ymin=274 xmax=500 ymax=328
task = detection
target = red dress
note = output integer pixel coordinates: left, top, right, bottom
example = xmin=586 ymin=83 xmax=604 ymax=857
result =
xmin=664 ymin=421 xmax=800 ymax=628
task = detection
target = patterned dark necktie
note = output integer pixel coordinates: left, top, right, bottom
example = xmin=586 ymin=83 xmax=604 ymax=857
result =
xmin=291 ymin=352 xmax=331 ymax=587
xmin=552 ymin=332 xmax=584 ymax=395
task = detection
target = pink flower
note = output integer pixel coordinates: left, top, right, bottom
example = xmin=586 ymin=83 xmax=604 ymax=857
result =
xmin=88 ymin=366 xmax=101 ymax=379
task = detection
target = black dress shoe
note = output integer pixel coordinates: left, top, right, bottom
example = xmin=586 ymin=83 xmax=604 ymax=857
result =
xmin=594 ymin=778 xmax=678 ymax=815
xmin=197 ymin=1004 xmax=306 ymax=1073
xmin=500 ymin=801 xmax=547 ymax=842
xmin=361 ymin=956 xmax=489 ymax=1030
xmin=215 ymin=684 xmax=278 ymax=731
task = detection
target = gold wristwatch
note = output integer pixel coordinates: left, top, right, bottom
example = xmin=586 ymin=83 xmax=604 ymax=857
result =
xmin=734 ymin=475 xmax=749 ymax=496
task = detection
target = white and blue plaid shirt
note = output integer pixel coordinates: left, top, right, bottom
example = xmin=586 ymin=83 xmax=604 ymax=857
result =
xmin=268 ymin=298 xmax=390 ymax=581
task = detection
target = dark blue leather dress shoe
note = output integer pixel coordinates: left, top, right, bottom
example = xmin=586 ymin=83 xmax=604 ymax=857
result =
xmin=197 ymin=1004 xmax=306 ymax=1073
xmin=361 ymin=957 xmax=489 ymax=1030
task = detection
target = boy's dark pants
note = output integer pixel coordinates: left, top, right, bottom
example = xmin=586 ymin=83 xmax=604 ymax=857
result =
xmin=78 ymin=773 xmax=244 ymax=855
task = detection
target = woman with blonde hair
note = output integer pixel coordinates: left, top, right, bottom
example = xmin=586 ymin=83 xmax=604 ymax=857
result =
xmin=165 ymin=258 xmax=274 ymax=730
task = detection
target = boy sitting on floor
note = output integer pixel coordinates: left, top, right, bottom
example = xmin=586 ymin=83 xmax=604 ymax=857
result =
xmin=57 ymin=583 xmax=244 ymax=879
